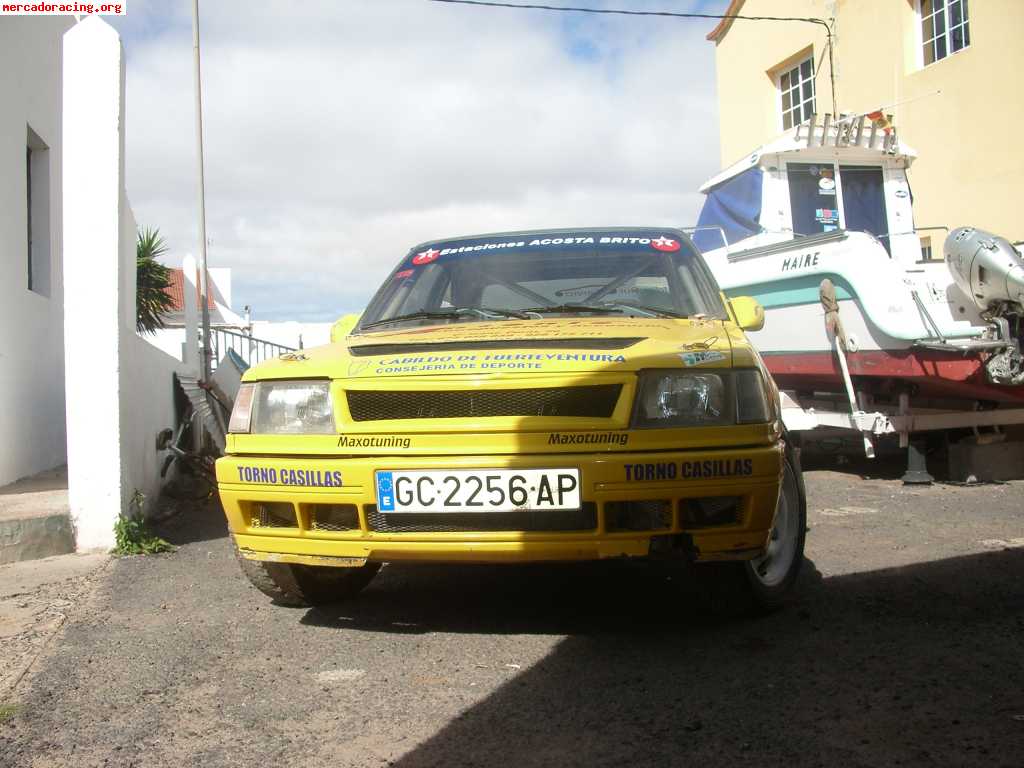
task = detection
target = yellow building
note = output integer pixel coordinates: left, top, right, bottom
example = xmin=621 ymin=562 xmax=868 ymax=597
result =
xmin=708 ymin=0 xmax=1024 ymax=248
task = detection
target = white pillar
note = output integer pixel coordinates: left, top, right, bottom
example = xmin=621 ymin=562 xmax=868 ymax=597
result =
xmin=62 ymin=17 xmax=127 ymax=551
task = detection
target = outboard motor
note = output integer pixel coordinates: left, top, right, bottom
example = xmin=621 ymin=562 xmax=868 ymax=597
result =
xmin=946 ymin=227 xmax=1024 ymax=308
xmin=945 ymin=227 xmax=1024 ymax=386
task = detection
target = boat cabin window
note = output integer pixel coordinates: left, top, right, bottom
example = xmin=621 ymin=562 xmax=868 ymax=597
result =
xmin=839 ymin=165 xmax=890 ymax=254
xmin=786 ymin=163 xmax=839 ymax=238
xmin=786 ymin=162 xmax=891 ymax=255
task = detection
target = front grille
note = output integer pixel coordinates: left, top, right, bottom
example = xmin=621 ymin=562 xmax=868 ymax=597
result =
xmin=310 ymin=504 xmax=360 ymax=532
xmin=365 ymin=503 xmax=598 ymax=533
xmin=249 ymin=502 xmax=297 ymax=528
xmin=681 ymin=497 xmax=741 ymax=528
xmin=347 ymin=385 xmax=622 ymax=422
xmin=605 ymin=500 xmax=673 ymax=532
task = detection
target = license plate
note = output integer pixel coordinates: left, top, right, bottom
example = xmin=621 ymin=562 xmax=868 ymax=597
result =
xmin=375 ymin=469 xmax=581 ymax=513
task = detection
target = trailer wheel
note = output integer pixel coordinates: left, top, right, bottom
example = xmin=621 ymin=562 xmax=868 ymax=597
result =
xmin=234 ymin=546 xmax=381 ymax=606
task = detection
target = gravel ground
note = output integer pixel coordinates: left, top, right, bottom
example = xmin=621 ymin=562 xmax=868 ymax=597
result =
xmin=0 ymin=554 xmax=109 ymax=699
xmin=1 ymin=460 xmax=1022 ymax=768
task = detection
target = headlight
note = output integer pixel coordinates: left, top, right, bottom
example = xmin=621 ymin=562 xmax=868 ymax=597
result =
xmin=634 ymin=372 xmax=728 ymax=428
xmin=229 ymin=380 xmax=335 ymax=434
xmin=632 ymin=370 xmax=772 ymax=428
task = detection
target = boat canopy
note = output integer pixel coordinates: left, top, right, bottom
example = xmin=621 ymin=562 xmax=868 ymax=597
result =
xmin=693 ymin=167 xmax=763 ymax=251
xmin=693 ymin=117 xmax=918 ymax=253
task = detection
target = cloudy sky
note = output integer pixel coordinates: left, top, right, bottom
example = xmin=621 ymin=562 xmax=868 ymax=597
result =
xmin=110 ymin=0 xmax=729 ymax=322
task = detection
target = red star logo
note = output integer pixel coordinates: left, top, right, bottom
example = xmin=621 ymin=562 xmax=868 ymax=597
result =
xmin=651 ymin=236 xmax=680 ymax=252
xmin=412 ymin=248 xmax=440 ymax=265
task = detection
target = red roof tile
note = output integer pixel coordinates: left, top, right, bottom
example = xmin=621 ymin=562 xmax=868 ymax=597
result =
xmin=164 ymin=268 xmax=216 ymax=312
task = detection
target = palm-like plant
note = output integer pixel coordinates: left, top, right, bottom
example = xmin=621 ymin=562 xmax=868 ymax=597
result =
xmin=136 ymin=226 xmax=175 ymax=334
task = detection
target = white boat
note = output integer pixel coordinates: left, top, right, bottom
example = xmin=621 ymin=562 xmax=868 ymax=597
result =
xmin=693 ymin=114 xmax=1024 ymax=406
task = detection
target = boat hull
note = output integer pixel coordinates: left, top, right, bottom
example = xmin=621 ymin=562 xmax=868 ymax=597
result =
xmin=732 ymin=297 xmax=1024 ymax=403
xmin=761 ymin=348 xmax=1023 ymax=403
xmin=705 ymin=233 xmax=1022 ymax=403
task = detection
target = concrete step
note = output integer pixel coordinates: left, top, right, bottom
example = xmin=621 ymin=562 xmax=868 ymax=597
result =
xmin=0 ymin=466 xmax=75 ymax=565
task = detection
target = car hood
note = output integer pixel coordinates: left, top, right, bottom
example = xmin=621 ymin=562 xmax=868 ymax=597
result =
xmin=245 ymin=317 xmax=752 ymax=381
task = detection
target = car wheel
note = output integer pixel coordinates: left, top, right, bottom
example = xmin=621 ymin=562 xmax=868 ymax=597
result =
xmin=234 ymin=546 xmax=381 ymax=606
xmin=742 ymin=451 xmax=806 ymax=609
xmin=700 ymin=450 xmax=806 ymax=616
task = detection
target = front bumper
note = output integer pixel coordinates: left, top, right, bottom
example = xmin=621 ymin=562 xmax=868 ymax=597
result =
xmin=216 ymin=445 xmax=783 ymax=567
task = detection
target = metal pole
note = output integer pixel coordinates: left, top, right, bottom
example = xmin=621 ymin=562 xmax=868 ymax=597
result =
xmin=192 ymin=0 xmax=212 ymax=381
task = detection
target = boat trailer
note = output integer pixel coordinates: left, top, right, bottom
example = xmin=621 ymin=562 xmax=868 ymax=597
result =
xmin=780 ymin=233 xmax=1024 ymax=484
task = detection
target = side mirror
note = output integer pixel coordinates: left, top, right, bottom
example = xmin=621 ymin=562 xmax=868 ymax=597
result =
xmin=729 ymin=296 xmax=765 ymax=332
xmin=330 ymin=313 xmax=361 ymax=343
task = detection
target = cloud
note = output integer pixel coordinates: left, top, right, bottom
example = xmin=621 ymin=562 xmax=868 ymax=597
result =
xmin=112 ymin=0 xmax=727 ymax=321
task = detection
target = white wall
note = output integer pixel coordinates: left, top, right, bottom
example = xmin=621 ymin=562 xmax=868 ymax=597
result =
xmin=122 ymin=326 xmax=188 ymax=523
xmin=0 ymin=16 xmax=75 ymax=487
xmin=145 ymin=326 xmax=188 ymax=361
xmin=63 ymin=18 xmax=192 ymax=550
xmin=208 ymin=267 xmax=232 ymax=310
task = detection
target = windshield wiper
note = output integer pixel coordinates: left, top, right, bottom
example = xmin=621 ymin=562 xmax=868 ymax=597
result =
xmin=600 ymin=302 xmax=689 ymax=318
xmin=361 ymin=306 xmax=528 ymax=330
xmin=518 ymin=303 xmax=624 ymax=316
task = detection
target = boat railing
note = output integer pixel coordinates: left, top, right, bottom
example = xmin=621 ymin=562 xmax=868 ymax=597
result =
xmin=725 ymin=229 xmax=849 ymax=262
xmin=873 ymin=226 xmax=949 ymax=262
xmin=719 ymin=226 xmax=951 ymax=264
xmin=876 ymin=226 xmax=949 ymax=239
xmin=797 ymin=112 xmax=900 ymax=153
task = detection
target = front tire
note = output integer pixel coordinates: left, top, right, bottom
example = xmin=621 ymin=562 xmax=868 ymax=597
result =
xmin=742 ymin=450 xmax=806 ymax=609
xmin=700 ymin=450 xmax=806 ymax=616
xmin=235 ymin=547 xmax=381 ymax=606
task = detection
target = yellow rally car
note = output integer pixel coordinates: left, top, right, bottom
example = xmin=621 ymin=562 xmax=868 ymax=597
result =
xmin=217 ymin=227 xmax=806 ymax=612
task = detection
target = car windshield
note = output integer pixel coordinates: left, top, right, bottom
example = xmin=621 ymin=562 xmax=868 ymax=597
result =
xmin=357 ymin=231 xmax=727 ymax=332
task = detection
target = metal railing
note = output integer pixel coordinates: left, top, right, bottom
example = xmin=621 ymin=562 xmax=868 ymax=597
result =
xmin=206 ymin=327 xmax=296 ymax=371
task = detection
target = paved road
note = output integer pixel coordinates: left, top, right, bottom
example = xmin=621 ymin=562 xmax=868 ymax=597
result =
xmin=2 ymin=461 xmax=1023 ymax=767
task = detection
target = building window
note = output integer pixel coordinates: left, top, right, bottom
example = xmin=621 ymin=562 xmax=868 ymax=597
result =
xmin=26 ymin=125 xmax=51 ymax=297
xmin=921 ymin=0 xmax=970 ymax=66
xmin=779 ymin=56 xmax=815 ymax=130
